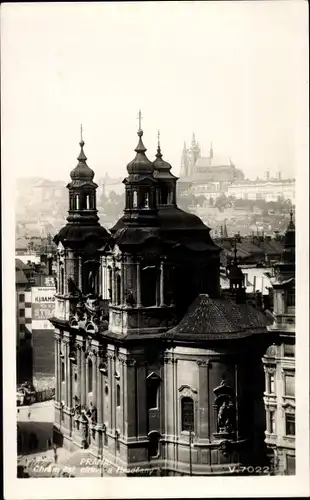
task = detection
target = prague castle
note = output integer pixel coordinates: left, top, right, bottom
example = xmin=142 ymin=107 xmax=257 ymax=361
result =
xmin=179 ymin=134 xmax=245 ymax=199
xmin=50 ymin=117 xmax=295 ymax=476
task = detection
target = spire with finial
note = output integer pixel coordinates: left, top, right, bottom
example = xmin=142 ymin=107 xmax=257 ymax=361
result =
xmin=210 ymin=141 xmax=214 ymax=159
xmin=233 ymin=235 xmax=238 ymax=264
xmin=70 ymin=125 xmax=94 ymax=181
xmin=126 ymin=110 xmax=153 ymax=175
xmin=156 ymin=130 xmax=163 ymax=160
xmin=77 ymin=123 xmax=87 ymax=163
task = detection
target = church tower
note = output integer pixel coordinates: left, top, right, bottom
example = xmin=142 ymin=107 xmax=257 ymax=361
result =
xmin=188 ymin=133 xmax=201 ymax=175
xmin=51 ymin=130 xmax=110 ymax=445
xmin=153 ymin=131 xmax=178 ymax=206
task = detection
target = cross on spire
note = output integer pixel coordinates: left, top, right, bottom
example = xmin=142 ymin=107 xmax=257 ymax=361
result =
xmin=157 ymin=130 xmax=160 ymax=148
xmin=80 ymin=124 xmax=84 ymax=143
xmin=137 ymin=110 xmax=143 ymax=131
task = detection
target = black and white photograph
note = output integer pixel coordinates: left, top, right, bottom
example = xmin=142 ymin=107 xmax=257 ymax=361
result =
xmin=2 ymin=1 xmax=309 ymax=498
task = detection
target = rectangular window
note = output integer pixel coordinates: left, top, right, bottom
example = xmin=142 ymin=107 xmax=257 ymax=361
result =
xmin=19 ymin=324 xmax=25 ymax=333
xmin=286 ymin=455 xmax=296 ymax=475
xmin=19 ymin=309 xmax=25 ymax=318
xmin=284 ymin=374 xmax=295 ymax=396
xmin=270 ymin=374 xmax=275 ymax=394
xmin=285 ymin=414 xmax=295 ymax=436
xmin=181 ymin=397 xmax=194 ymax=432
xmin=270 ymin=411 xmax=276 ymax=434
xmin=284 ymin=343 xmax=295 ymax=358
xmin=19 ymin=294 xmax=25 ymax=303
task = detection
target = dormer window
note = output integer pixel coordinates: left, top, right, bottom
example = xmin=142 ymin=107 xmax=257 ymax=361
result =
xmin=133 ymin=191 xmax=138 ymax=208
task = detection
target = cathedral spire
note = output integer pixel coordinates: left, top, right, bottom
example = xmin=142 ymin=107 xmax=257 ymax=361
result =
xmin=210 ymin=141 xmax=214 ymax=159
xmin=156 ymin=130 xmax=163 ymax=159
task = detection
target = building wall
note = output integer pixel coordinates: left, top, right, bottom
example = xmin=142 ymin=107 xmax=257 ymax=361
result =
xmin=16 ymin=288 xmax=32 ymax=384
xmin=227 ymin=180 xmax=295 ymax=203
xmin=262 ymin=342 xmax=295 ymax=475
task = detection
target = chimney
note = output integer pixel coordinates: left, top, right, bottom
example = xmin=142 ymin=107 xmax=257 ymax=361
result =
xmin=276 ymin=171 xmax=281 ymax=181
xmin=264 ymin=171 xmax=270 ymax=181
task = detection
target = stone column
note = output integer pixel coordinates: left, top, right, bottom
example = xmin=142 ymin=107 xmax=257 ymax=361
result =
xmin=120 ymin=257 xmax=125 ymax=305
xmin=160 ymin=259 xmax=165 ymax=306
xmin=197 ymin=360 xmax=210 ymax=439
xmin=68 ymin=356 xmax=72 ymax=409
xmin=54 ymin=335 xmax=59 ymax=402
xmin=107 ymin=353 xmax=113 ymax=430
xmin=111 ymin=260 xmax=116 ymax=305
xmin=86 ymin=355 xmax=89 ymax=405
xmin=136 ymin=258 xmax=141 ymax=307
xmin=63 ymin=250 xmax=68 ymax=295
xmin=64 ymin=340 xmax=69 ymax=406
xmin=76 ymin=346 xmax=82 ymax=403
xmin=78 ymin=256 xmax=83 ymax=290
xmin=81 ymin=348 xmax=86 ymax=406
xmin=92 ymin=351 xmax=98 ymax=408
xmin=97 ymin=361 xmax=103 ymax=424
xmin=99 ymin=256 xmax=103 ymax=298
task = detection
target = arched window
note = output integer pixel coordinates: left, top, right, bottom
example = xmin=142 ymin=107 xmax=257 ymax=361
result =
xmin=116 ymin=273 xmax=121 ymax=305
xmin=60 ymin=265 xmax=64 ymax=294
xmin=116 ymin=384 xmax=121 ymax=407
xmin=148 ymin=432 xmax=160 ymax=459
xmin=147 ymin=379 xmax=159 ymax=410
xmin=145 ymin=192 xmax=149 ymax=208
xmin=133 ymin=191 xmax=138 ymax=208
xmin=76 ymin=194 xmax=80 ymax=209
xmin=108 ymin=267 xmax=112 ymax=301
xmin=61 ymin=361 xmax=65 ymax=382
xmin=181 ymin=397 xmax=194 ymax=432
xmin=141 ymin=266 xmax=157 ymax=307
xmin=86 ymin=195 xmax=90 ymax=210
xmin=88 ymin=358 xmax=93 ymax=393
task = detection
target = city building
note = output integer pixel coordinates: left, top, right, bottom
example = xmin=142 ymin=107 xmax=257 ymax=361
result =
xmin=262 ymin=211 xmax=295 ymax=475
xmin=179 ymin=135 xmax=244 ymax=199
xmin=16 ymin=259 xmax=32 ymax=385
xmin=227 ymin=177 xmax=295 ymax=204
xmin=50 ymin=124 xmax=275 ymax=476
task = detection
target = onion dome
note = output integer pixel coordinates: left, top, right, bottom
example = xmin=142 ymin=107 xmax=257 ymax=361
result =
xmin=126 ymin=127 xmax=154 ymax=176
xmin=70 ymin=138 xmax=95 ymax=182
xmin=153 ymin=137 xmax=172 ymax=173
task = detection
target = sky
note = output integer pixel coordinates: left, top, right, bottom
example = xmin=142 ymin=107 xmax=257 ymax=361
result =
xmin=1 ymin=1 xmax=308 ymax=182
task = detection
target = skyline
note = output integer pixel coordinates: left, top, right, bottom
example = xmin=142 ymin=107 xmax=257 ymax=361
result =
xmin=2 ymin=1 xmax=308 ymax=182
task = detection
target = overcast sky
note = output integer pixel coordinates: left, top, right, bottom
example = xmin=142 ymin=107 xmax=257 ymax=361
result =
xmin=1 ymin=1 xmax=308 ymax=182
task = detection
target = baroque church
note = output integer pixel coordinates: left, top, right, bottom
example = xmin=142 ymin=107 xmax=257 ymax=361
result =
xmin=50 ymin=118 xmax=291 ymax=476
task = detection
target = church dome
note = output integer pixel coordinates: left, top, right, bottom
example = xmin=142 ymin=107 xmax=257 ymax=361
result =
xmin=70 ymin=140 xmax=95 ymax=182
xmin=126 ymin=130 xmax=154 ymax=176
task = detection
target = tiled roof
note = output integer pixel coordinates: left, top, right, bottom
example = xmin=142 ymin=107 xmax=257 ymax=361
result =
xmin=162 ymin=294 xmax=271 ymax=341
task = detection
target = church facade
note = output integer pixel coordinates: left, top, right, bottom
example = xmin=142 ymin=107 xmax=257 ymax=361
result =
xmin=51 ymin=122 xmax=275 ymax=476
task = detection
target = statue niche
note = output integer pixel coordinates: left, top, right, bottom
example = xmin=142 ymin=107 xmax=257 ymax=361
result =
xmin=213 ymin=380 xmax=235 ymax=436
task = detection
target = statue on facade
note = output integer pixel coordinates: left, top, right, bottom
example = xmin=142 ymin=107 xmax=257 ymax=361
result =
xmin=125 ymin=289 xmax=135 ymax=307
xmin=218 ymin=400 xmax=234 ymax=434
xmin=213 ymin=379 xmax=235 ymax=435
